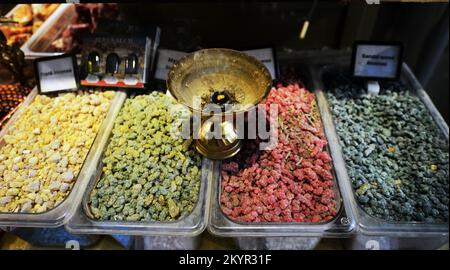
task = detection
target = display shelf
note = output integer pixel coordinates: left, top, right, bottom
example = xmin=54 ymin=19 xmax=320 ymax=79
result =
xmin=207 ymin=53 xmax=357 ymax=238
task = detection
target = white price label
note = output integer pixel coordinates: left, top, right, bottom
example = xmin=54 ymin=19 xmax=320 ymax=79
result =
xmin=155 ymin=48 xmax=277 ymax=80
xmin=352 ymin=43 xmax=402 ymax=79
xmin=35 ymin=55 xmax=78 ymax=94
xmin=243 ymin=48 xmax=277 ymax=80
xmin=154 ymin=49 xmax=188 ymax=80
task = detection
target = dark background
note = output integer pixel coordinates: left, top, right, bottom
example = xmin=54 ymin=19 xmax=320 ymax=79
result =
xmin=1 ymin=1 xmax=448 ymax=122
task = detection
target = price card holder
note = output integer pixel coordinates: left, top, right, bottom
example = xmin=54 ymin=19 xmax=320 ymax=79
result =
xmin=154 ymin=48 xmax=278 ymax=81
xmin=34 ymin=54 xmax=79 ymax=94
xmin=243 ymin=48 xmax=278 ymax=80
xmin=154 ymin=49 xmax=188 ymax=81
xmin=351 ymin=41 xmax=403 ymax=81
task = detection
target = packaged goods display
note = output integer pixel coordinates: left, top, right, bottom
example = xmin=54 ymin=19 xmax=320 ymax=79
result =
xmin=324 ymin=72 xmax=449 ymax=223
xmin=0 ymin=90 xmax=114 ymax=214
xmin=79 ymin=33 xmax=158 ymax=88
xmin=220 ymin=83 xmax=338 ymax=223
xmin=48 ymin=4 xmax=119 ymax=53
xmin=89 ymin=92 xmax=202 ymax=222
xmin=0 ymin=83 xmax=32 ymax=127
xmin=135 ymin=236 xmax=199 ymax=250
xmin=0 ymin=4 xmax=60 ymax=47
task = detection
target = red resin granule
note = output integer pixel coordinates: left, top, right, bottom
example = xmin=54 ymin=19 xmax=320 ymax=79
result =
xmin=220 ymin=83 xmax=337 ymax=223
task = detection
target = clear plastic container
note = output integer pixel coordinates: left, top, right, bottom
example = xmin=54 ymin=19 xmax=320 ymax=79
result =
xmin=208 ymin=161 xmax=353 ymax=237
xmin=342 ymin=235 xmax=449 ymax=250
xmin=207 ymin=54 xmax=357 ymax=237
xmin=0 ymin=88 xmax=127 ymax=228
xmin=20 ymin=4 xmax=74 ymax=59
xmin=65 ymin=93 xmax=211 ymax=237
xmin=134 ymin=236 xmax=200 ymax=250
xmin=235 ymin=237 xmax=321 ymax=250
xmin=311 ymin=53 xmax=449 ymax=238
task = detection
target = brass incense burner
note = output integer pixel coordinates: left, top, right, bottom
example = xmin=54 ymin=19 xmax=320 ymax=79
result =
xmin=167 ymin=48 xmax=272 ymax=159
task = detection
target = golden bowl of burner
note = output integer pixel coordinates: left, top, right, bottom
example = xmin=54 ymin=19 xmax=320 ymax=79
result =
xmin=167 ymin=48 xmax=272 ymax=159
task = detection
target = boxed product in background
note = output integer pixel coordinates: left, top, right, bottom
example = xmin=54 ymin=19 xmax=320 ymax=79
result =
xmin=79 ymin=35 xmax=151 ymax=88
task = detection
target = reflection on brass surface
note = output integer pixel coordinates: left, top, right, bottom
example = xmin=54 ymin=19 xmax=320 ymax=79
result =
xmin=195 ymin=118 xmax=242 ymax=160
xmin=167 ymin=48 xmax=272 ymax=159
xmin=167 ymin=48 xmax=272 ymax=113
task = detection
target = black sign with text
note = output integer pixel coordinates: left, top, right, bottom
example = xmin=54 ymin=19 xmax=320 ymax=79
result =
xmin=351 ymin=41 xmax=403 ymax=80
xmin=34 ymin=54 xmax=79 ymax=94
